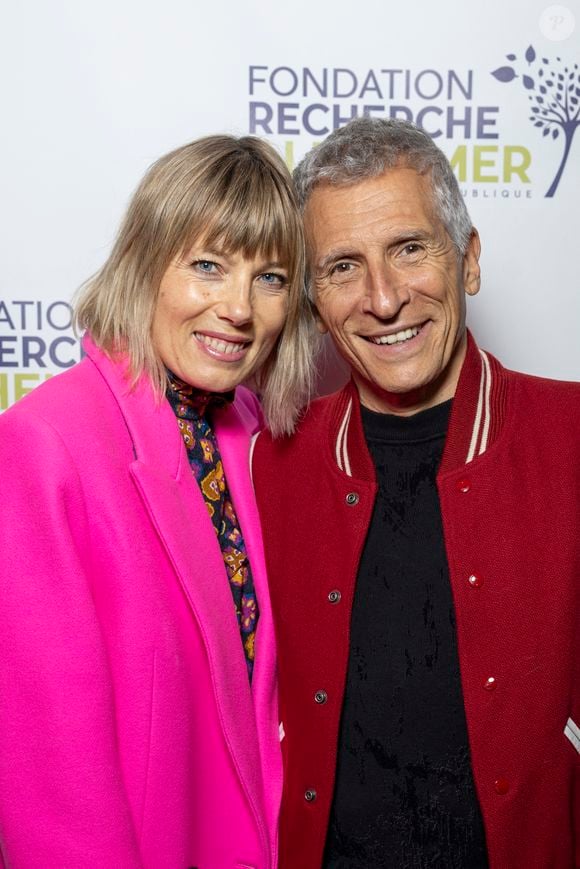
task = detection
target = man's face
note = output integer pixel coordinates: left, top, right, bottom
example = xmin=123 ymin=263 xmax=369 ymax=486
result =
xmin=305 ymin=166 xmax=481 ymax=414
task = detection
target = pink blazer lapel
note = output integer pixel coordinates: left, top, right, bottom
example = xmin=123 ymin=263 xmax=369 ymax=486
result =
xmin=214 ymin=403 xmax=283 ymax=825
xmin=83 ymin=339 xmax=267 ymax=822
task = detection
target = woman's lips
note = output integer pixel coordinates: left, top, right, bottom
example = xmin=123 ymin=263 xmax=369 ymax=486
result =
xmin=194 ymin=331 xmax=251 ymax=362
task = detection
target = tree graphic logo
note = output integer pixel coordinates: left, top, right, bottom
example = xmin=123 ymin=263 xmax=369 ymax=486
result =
xmin=492 ymin=46 xmax=580 ymax=197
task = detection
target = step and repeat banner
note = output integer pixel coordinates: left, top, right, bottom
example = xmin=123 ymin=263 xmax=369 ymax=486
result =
xmin=1 ymin=0 xmax=578 ymax=409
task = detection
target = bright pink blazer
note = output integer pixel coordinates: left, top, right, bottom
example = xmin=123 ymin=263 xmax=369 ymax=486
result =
xmin=0 ymin=337 xmax=282 ymax=868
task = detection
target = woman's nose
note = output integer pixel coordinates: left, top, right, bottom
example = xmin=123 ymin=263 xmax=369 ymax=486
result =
xmin=215 ymin=284 xmax=253 ymax=325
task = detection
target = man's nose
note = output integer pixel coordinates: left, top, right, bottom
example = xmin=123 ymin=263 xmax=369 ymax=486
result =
xmin=362 ymin=263 xmax=410 ymax=319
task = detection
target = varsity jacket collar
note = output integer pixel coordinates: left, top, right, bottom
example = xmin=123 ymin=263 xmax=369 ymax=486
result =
xmin=328 ymin=331 xmax=509 ymax=481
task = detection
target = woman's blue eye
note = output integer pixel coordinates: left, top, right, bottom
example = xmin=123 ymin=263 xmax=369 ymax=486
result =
xmin=195 ymin=260 xmax=217 ymax=272
xmin=259 ymin=272 xmax=286 ymax=288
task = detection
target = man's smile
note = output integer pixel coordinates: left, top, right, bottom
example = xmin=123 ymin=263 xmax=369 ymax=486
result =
xmin=365 ymin=325 xmax=423 ymax=345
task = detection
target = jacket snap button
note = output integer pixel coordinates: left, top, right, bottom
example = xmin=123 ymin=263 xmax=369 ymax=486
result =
xmin=456 ymin=478 xmax=471 ymax=493
xmin=304 ymin=789 xmax=317 ymax=802
xmin=494 ymin=777 xmax=509 ymax=795
xmin=483 ymin=677 xmax=497 ymax=691
xmin=314 ymin=690 xmax=328 ymax=705
xmin=468 ymin=573 xmax=483 ymax=588
xmin=328 ymin=589 xmax=341 ymax=604
xmin=345 ymin=492 xmax=359 ymax=506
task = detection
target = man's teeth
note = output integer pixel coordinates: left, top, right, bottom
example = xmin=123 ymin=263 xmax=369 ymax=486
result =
xmin=196 ymin=333 xmax=247 ymax=354
xmin=370 ymin=327 xmax=420 ymax=345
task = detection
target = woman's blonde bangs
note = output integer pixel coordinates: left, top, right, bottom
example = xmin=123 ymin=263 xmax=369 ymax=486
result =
xmin=178 ymin=146 xmax=302 ymax=278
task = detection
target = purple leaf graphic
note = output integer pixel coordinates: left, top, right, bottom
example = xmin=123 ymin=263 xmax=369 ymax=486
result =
xmin=491 ymin=48 xmax=580 ymax=198
xmin=491 ymin=66 xmax=517 ymax=83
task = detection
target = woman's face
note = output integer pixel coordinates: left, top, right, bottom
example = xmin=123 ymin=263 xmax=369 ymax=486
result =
xmin=152 ymin=241 xmax=290 ymax=393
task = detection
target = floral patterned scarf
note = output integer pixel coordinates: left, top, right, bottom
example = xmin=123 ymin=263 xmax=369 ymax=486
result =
xmin=166 ymin=373 xmax=259 ymax=682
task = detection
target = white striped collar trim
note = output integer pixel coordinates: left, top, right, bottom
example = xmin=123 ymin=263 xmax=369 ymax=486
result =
xmin=564 ymin=717 xmax=580 ymax=754
xmin=465 ymin=350 xmax=493 ymax=464
xmin=335 ymin=398 xmax=353 ymax=477
xmin=336 ymin=351 xmax=493 ymax=475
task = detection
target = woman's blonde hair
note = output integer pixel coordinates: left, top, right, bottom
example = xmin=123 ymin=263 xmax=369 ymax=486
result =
xmin=74 ymin=135 xmax=318 ymax=435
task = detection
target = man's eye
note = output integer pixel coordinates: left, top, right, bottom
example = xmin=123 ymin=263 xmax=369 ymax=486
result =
xmin=259 ymin=272 xmax=287 ymax=289
xmin=331 ymin=262 xmax=354 ymax=275
xmin=402 ymin=243 xmax=422 ymax=256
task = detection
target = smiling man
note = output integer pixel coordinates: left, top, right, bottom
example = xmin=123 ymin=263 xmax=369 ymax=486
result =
xmin=252 ymin=118 xmax=580 ymax=869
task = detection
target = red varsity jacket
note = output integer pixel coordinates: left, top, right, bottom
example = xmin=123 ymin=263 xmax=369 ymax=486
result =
xmin=253 ymin=333 xmax=580 ymax=869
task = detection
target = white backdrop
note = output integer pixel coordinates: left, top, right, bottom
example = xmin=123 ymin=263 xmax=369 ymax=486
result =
xmin=1 ymin=0 xmax=579 ymax=410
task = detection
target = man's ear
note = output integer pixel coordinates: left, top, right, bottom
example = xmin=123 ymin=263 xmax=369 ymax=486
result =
xmin=463 ymin=228 xmax=481 ymax=298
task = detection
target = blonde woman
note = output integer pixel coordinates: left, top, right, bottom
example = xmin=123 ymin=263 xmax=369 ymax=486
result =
xmin=0 ymin=136 xmax=314 ymax=868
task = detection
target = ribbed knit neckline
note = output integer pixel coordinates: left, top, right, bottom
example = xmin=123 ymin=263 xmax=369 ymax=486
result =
xmin=360 ymin=398 xmax=452 ymax=444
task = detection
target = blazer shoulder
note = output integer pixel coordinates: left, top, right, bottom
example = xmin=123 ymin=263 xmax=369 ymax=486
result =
xmin=1 ymin=357 xmax=106 ymax=428
xmin=0 ymin=356 xmax=133 ymax=461
xmin=232 ymin=385 xmax=264 ymax=434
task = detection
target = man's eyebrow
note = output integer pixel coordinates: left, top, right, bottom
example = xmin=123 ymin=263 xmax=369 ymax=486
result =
xmin=314 ymin=250 xmax=359 ymax=274
xmin=388 ymin=229 xmax=430 ymax=245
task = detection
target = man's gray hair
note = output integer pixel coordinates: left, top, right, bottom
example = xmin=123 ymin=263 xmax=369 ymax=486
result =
xmin=293 ymin=117 xmax=472 ymax=256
